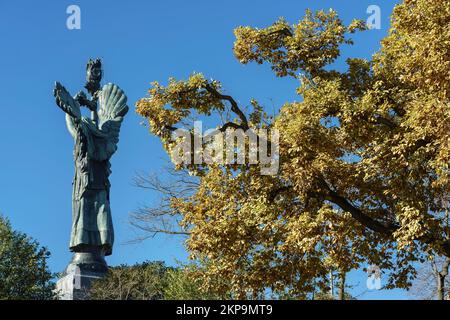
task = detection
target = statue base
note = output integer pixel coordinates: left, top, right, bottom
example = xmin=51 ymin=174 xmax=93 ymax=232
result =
xmin=55 ymin=247 xmax=108 ymax=300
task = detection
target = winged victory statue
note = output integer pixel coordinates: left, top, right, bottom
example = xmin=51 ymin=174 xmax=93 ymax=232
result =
xmin=53 ymin=59 xmax=128 ymax=259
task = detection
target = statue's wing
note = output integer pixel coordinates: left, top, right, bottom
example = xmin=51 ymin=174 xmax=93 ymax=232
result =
xmin=97 ymin=83 xmax=129 ymax=157
xmin=98 ymin=83 xmax=129 ymax=124
xmin=53 ymin=82 xmax=81 ymax=120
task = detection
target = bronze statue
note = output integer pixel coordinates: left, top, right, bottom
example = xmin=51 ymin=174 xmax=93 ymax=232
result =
xmin=53 ymin=59 xmax=128 ymax=299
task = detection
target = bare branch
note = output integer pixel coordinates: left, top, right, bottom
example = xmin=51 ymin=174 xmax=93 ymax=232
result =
xmin=129 ymin=168 xmax=197 ymax=242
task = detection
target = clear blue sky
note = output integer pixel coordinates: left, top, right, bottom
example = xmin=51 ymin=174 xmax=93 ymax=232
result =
xmin=0 ymin=0 xmax=408 ymax=299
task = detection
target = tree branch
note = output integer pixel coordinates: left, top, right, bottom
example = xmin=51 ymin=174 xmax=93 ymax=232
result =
xmin=323 ymin=188 xmax=399 ymax=235
xmin=372 ymin=114 xmax=397 ymax=129
xmin=163 ymin=125 xmax=178 ymax=132
xmin=218 ymin=122 xmax=247 ymax=132
xmin=268 ymin=28 xmax=293 ymax=37
xmin=204 ymin=84 xmax=249 ymax=130
xmin=318 ymin=178 xmax=450 ymax=257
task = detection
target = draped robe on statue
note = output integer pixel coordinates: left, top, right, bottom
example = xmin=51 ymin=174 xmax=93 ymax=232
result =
xmin=67 ymin=116 xmax=114 ymax=255
xmin=55 ymin=82 xmax=129 ymax=256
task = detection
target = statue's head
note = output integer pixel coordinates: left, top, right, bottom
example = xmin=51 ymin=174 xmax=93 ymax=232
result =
xmin=85 ymin=58 xmax=102 ymax=95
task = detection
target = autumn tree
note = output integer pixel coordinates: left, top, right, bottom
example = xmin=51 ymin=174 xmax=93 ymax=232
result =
xmin=135 ymin=0 xmax=449 ymax=298
xmin=131 ymin=169 xmax=358 ymax=299
xmin=164 ymin=263 xmax=231 ymax=300
xmin=0 ymin=215 xmax=55 ymax=300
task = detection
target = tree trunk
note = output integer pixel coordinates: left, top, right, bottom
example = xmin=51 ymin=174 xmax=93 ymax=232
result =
xmin=338 ymin=272 xmax=346 ymax=300
xmin=434 ymin=257 xmax=450 ymax=300
xmin=329 ymin=271 xmax=334 ymax=299
xmin=437 ymin=274 xmax=445 ymax=300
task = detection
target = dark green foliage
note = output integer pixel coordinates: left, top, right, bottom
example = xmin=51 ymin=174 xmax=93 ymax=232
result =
xmin=90 ymin=261 xmax=228 ymax=300
xmin=0 ymin=215 xmax=55 ymax=300
xmin=90 ymin=261 xmax=170 ymax=300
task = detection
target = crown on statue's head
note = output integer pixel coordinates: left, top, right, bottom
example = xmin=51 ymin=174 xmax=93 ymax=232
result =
xmin=85 ymin=58 xmax=103 ymax=95
xmin=86 ymin=58 xmax=102 ymax=71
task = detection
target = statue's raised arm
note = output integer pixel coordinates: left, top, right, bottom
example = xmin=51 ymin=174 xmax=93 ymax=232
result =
xmin=53 ymin=81 xmax=83 ymax=138
xmin=53 ymin=81 xmax=81 ymax=120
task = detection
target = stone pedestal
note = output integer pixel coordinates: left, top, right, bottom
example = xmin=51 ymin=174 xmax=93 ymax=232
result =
xmin=55 ymin=247 xmax=108 ymax=300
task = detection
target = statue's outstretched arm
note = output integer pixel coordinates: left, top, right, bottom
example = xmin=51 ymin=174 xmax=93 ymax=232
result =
xmin=53 ymin=82 xmax=81 ymax=120
xmin=54 ymin=82 xmax=83 ymax=139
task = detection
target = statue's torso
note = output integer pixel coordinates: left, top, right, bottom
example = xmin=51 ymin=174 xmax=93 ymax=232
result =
xmin=73 ymin=119 xmax=112 ymax=198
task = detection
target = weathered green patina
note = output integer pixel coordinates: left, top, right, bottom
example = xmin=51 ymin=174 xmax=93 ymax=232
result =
xmin=53 ymin=59 xmax=128 ymax=257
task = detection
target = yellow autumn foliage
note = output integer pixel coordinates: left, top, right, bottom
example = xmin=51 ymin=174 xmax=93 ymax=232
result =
xmin=136 ymin=0 xmax=449 ymax=298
